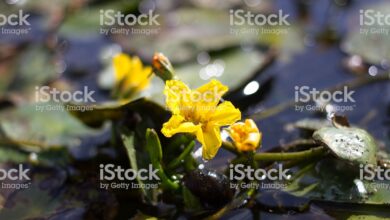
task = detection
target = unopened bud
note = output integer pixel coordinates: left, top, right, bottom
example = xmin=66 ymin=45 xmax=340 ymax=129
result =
xmin=152 ymin=53 xmax=175 ymax=82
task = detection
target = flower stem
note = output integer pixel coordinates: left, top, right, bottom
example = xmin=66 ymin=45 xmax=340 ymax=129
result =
xmin=154 ymin=163 xmax=180 ymax=190
xmin=254 ymin=146 xmax=327 ymax=161
xmin=221 ymin=141 xmax=240 ymax=155
xmin=167 ymin=141 xmax=195 ymax=170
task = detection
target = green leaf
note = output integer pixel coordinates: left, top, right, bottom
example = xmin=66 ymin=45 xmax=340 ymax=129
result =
xmin=11 ymin=46 xmax=58 ymax=95
xmin=313 ymin=127 xmax=378 ymax=165
xmin=0 ymin=167 xmax=117 ymax=219
xmin=0 ymin=102 xmax=100 ymax=151
xmin=59 ymin=1 xmax=139 ymax=37
xmin=293 ymin=118 xmax=332 ymax=131
xmin=145 ymin=129 xmax=163 ymax=164
xmin=122 ymin=133 xmax=158 ymax=202
xmin=67 ymin=98 xmax=168 ymax=127
xmin=343 ymin=2 xmax=390 ymax=64
xmin=182 ymin=186 xmax=203 ymax=212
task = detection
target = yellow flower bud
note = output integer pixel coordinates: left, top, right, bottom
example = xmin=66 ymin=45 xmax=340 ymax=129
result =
xmin=229 ymin=119 xmax=261 ymax=152
xmin=152 ymin=52 xmax=175 ymax=82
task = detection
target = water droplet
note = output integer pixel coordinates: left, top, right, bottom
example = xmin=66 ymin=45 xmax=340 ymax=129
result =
xmin=243 ymin=81 xmax=260 ymax=96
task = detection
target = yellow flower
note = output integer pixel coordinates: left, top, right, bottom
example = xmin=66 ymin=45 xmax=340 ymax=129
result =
xmin=228 ymin=119 xmax=261 ymax=152
xmin=161 ymin=79 xmax=241 ymax=160
xmin=113 ymin=53 xmax=152 ymax=97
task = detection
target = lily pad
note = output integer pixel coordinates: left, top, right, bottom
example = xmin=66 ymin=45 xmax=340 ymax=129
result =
xmin=0 ymin=167 xmax=117 ymax=219
xmin=67 ymin=98 xmax=168 ymax=127
xmin=284 ymin=158 xmax=390 ymax=204
xmin=313 ymin=127 xmax=377 ymax=165
xmin=342 ymin=2 xmax=390 ymax=64
xmin=59 ymin=1 xmax=139 ymax=37
xmin=294 ymin=118 xmax=332 ymax=131
xmin=10 ymin=45 xmax=58 ymax=96
xmin=0 ymin=102 xmax=101 ymax=151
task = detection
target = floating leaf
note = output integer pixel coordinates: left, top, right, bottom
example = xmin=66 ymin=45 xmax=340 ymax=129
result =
xmin=342 ymin=2 xmax=390 ymax=64
xmin=67 ymin=98 xmax=168 ymax=127
xmin=294 ymin=118 xmax=332 ymax=131
xmin=0 ymin=102 xmax=100 ymax=151
xmin=313 ymin=127 xmax=377 ymax=165
xmin=0 ymin=167 xmax=117 ymax=219
xmin=10 ymin=46 xmax=58 ymax=96
xmin=284 ymin=158 xmax=390 ymax=207
xmin=59 ymin=2 xmax=138 ymax=37
xmin=255 ymin=190 xmax=310 ymax=213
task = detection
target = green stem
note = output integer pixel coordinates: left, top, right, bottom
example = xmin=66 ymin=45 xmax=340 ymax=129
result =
xmin=221 ymin=141 xmax=240 ymax=155
xmin=145 ymin=129 xmax=180 ymax=191
xmin=167 ymin=141 xmax=195 ymax=169
xmin=154 ymin=163 xmax=180 ymax=191
xmin=167 ymin=141 xmax=195 ymax=170
xmin=254 ymin=146 xmax=327 ymax=161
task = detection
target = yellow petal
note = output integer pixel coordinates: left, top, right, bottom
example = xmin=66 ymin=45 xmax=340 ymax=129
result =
xmin=245 ymin=132 xmax=262 ymax=150
xmin=209 ymin=101 xmax=241 ymax=126
xmin=129 ymin=56 xmax=143 ymax=82
xmin=124 ymin=66 xmax=152 ymax=91
xmin=161 ymin=114 xmax=201 ymax=137
xmin=164 ymin=80 xmax=191 ymax=115
xmin=113 ymin=53 xmax=132 ymax=83
xmin=194 ymin=79 xmax=228 ymax=116
xmin=198 ymin=125 xmax=222 ymax=160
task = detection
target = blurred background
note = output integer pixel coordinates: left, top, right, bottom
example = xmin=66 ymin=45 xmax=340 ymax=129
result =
xmin=0 ymin=0 xmax=389 ymax=219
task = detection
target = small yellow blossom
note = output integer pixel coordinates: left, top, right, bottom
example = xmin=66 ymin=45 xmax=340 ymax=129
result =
xmin=161 ymin=79 xmax=241 ymax=160
xmin=113 ymin=53 xmax=152 ymax=97
xmin=228 ymin=119 xmax=261 ymax=152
